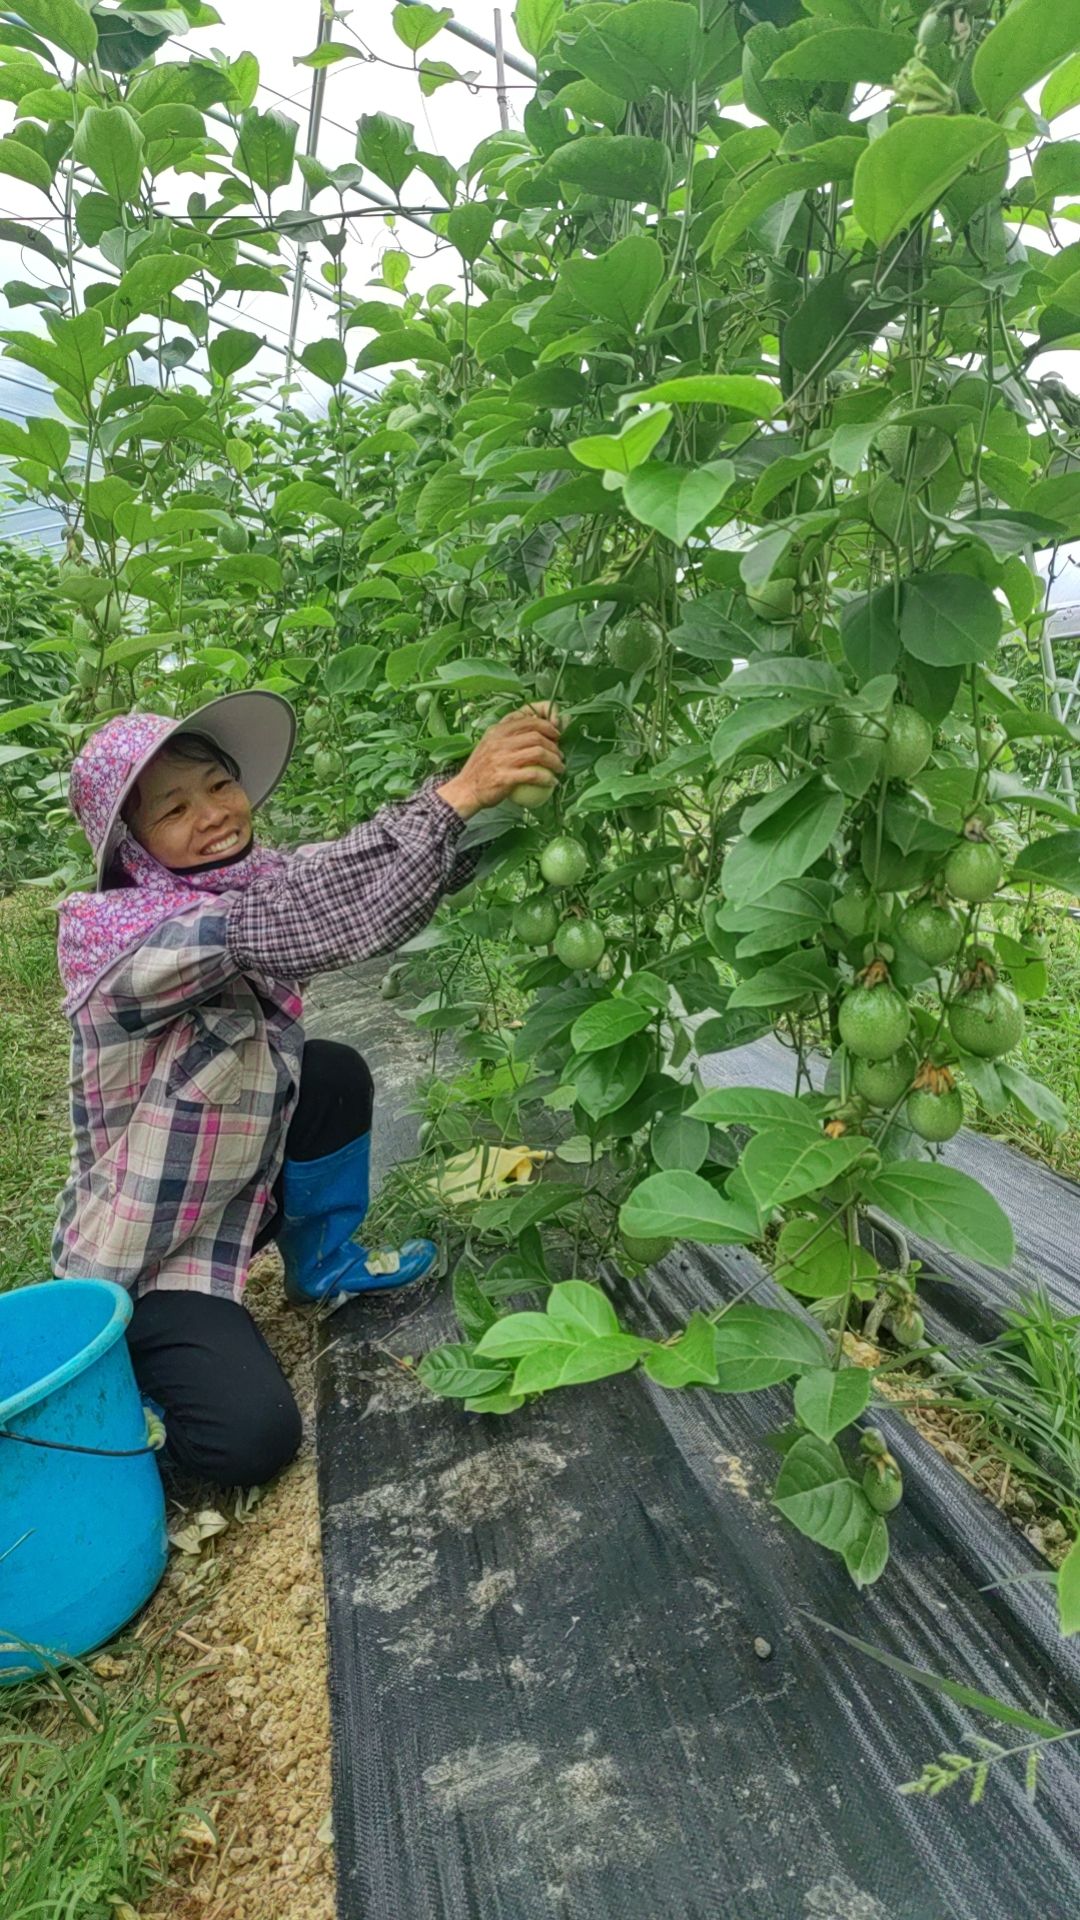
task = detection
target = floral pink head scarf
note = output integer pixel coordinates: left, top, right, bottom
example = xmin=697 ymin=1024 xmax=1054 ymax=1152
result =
xmin=57 ymin=713 xmax=285 ymax=1015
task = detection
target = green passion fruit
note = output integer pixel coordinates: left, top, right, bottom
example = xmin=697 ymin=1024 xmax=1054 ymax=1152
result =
xmin=852 ymin=1045 xmax=917 ymax=1108
xmin=883 ymin=705 xmax=934 ymax=781
xmin=609 ymin=616 xmax=662 ymax=673
xmin=672 ymin=870 xmax=704 ymax=903
xmin=632 ymin=872 xmax=664 ymax=908
xmin=540 ymin=834 xmax=589 ymax=888
xmin=312 ymin=749 xmax=336 ymax=782
xmin=838 ymin=982 xmax=911 ymax=1060
xmin=512 ymin=896 xmax=559 ymax=946
xmin=509 ymin=779 xmax=554 ymax=810
xmin=555 ymin=917 xmax=606 ymax=971
xmin=863 ymin=1457 xmax=904 ymax=1513
xmin=948 ymin=980 xmax=1024 ymax=1058
xmin=888 ymin=1305 xmax=925 ymax=1348
xmin=906 ymin=1083 xmax=964 ymax=1141
xmin=218 ymin=518 xmax=249 ymax=554
xmin=620 ymin=1232 xmax=674 ymax=1265
xmin=833 ymin=880 xmax=873 ymax=940
xmin=746 ymin=576 xmax=796 ymax=622
xmin=944 ymin=838 xmax=1003 ymax=903
xmin=896 ymin=899 xmax=962 ymax=968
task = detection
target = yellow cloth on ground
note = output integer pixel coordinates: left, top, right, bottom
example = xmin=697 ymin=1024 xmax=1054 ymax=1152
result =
xmin=430 ymin=1144 xmax=551 ymax=1204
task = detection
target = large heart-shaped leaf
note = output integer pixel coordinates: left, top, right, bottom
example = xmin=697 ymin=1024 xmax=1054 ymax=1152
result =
xmin=562 ymin=233 xmax=665 ymax=330
xmin=623 ymin=460 xmax=735 ymax=543
xmin=861 ymin=1162 xmax=1014 ymax=1267
xmin=619 ymin=1170 xmax=761 ymax=1243
xmin=854 ymin=115 xmax=1004 ymax=248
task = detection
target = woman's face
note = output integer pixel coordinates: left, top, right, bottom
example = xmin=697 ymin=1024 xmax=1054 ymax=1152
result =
xmin=127 ymin=750 xmax=253 ymax=870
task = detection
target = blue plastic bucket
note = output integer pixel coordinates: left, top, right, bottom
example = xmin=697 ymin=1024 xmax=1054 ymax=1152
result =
xmin=0 ymin=1279 xmax=168 ymax=1684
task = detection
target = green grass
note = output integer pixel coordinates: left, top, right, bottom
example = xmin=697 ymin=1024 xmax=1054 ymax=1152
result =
xmin=972 ymin=909 xmax=1080 ymax=1182
xmin=964 ymin=1287 xmax=1080 ymax=1535
xmin=0 ymin=1641 xmax=202 ymax=1920
xmin=0 ymin=894 xmax=70 ymax=1297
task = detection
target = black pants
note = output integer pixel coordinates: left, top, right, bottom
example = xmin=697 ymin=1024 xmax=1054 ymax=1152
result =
xmin=126 ymin=1040 xmax=372 ymax=1489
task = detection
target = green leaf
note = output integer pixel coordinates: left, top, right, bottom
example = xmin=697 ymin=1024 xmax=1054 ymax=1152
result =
xmin=900 ymin=572 xmax=1000 ymax=667
xmin=418 ymin=57 xmax=463 ymax=95
xmin=710 ymin=700 xmax=809 ymax=767
xmin=418 ymin=1342 xmax=512 ymax=1398
xmin=686 ymin=1087 xmax=819 ymax=1130
xmin=300 ymin=336 xmax=347 ymax=385
xmin=853 ymin=115 xmax=1004 ymax=248
xmin=623 ymin=460 xmax=734 ymax=543
xmin=0 ymin=701 xmax=54 ymax=734
xmin=294 ymin=40 xmax=361 ymax=70
xmin=861 ymin=1162 xmax=1014 ymax=1267
xmin=997 ymin=1063 xmax=1070 ymax=1135
xmin=570 ymin=998 xmax=654 ymax=1053
xmin=973 ymin=0 xmax=1080 ymax=119
xmin=324 ymin=645 xmax=378 ymax=697
xmin=233 ymin=108 xmax=297 ymax=194
xmin=1042 ymin=50 xmax=1080 ymax=119
xmin=562 ymin=234 xmax=665 ymax=332
xmin=713 ymin=1303 xmax=827 ymax=1391
xmin=775 ymin=1217 xmax=878 ymax=1301
xmin=767 ymin=27 xmax=913 ymax=83
xmin=1058 ymin=1537 xmax=1080 ymax=1636
xmin=0 ymin=136 xmax=52 ymax=193
xmin=721 ymin=779 xmax=845 ymax=907
xmin=72 ymin=105 xmax=143 ymax=202
xmin=512 ymin=1334 xmax=646 ymax=1394
xmin=704 ymin=142 xmax=863 ymax=259
xmin=392 ymin=2 xmax=452 ymax=50
xmin=547 ymin=1280 xmax=621 ymax=1342
xmin=643 ymin=1311 xmax=720 ymax=1387
xmin=114 ymin=252 xmax=201 ymax=314
xmin=559 ymin=1 xmax=704 ymax=102
xmin=774 ymin=1434 xmax=885 ymax=1584
xmin=842 ymin=586 xmax=900 ymax=682
xmin=543 ymin=133 xmax=671 ymax=205
xmin=13 ymin=0 xmax=97 ymax=63
xmin=354 ymin=328 xmax=451 ymax=370
xmin=569 ymin=405 xmax=670 ymax=475
xmin=357 ymin=111 xmax=417 ymax=194
xmin=632 ymin=374 xmax=782 ymax=417
xmin=514 ymin=0 xmax=562 ymax=55
xmin=726 ymin=950 xmax=837 ymax=1011
xmin=1011 ymin=832 xmax=1080 ymax=892
xmin=619 ymin=1170 xmax=761 ymax=1244
xmin=794 ymin=1366 xmax=872 ymax=1441
xmin=476 ymin=1311 xmax=559 ymax=1359
xmin=446 ymin=201 xmax=496 ymax=264
xmin=741 ymin=1125 xmax=869 ymax=1212
xmin=208 ymin=328 xmax=262 ymax=378
xmin=570 ymin=1033 xmax=651 ymax=1118
xmin=650 ymin=1113 xmax=711 ymax=1173
xmin=216 ymin=553 xmax=283 ymax=594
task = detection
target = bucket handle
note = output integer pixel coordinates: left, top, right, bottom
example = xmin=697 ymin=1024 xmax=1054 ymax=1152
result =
xmin=0 ymin=1428 xmax=155 ymax=1460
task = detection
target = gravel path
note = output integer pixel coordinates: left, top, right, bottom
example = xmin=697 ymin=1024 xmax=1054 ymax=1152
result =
xmin=143 ymin=1252 xmax=335 ymax=1920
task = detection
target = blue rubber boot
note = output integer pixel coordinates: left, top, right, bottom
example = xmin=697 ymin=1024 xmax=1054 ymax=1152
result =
xmin=278 ymin=1133 xmax=437 ymax=1307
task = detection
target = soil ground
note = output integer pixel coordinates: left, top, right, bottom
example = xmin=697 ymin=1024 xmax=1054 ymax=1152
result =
xmin=138 ymin=1253 xmax=335 ymax=1920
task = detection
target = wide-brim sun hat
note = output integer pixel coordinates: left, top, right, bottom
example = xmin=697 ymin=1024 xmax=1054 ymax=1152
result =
xmin=71 ymin=691 xmax=297 ymax=889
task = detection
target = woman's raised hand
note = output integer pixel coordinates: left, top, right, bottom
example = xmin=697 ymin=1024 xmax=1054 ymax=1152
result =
xmin=437 ymin=702 xmax=564 ymax=819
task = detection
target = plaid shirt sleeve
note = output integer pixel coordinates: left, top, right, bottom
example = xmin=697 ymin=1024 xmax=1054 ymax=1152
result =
xmin=226 ymin=782 xmax=476 ymax=980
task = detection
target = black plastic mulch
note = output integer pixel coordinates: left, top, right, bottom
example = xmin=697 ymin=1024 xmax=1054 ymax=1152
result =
xmin=312 ymin=992 xmax=1080 ymax=1920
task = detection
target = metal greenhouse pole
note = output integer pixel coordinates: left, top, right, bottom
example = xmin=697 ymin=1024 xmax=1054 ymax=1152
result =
xmin=284 ymin=0 xmax=335 ymax=383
